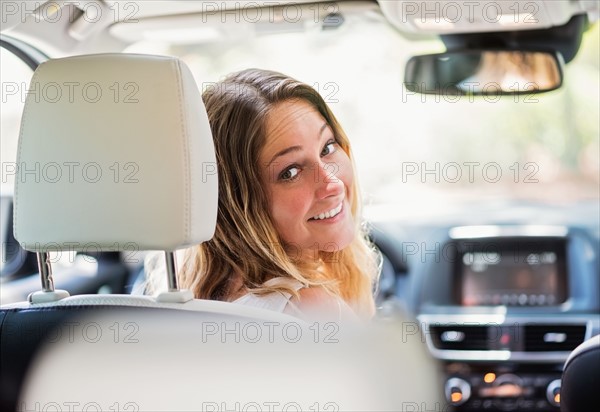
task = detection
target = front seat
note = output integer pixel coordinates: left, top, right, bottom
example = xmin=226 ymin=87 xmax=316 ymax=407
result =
xmin=561 ymin=334 xmax=600 ymax=412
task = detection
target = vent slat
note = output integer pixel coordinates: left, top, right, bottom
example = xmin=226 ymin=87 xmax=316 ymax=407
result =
xmin=430 ymin=326 xmax=489 ymax=350
xmin=523 ymin=325 xmax=586 ymax=352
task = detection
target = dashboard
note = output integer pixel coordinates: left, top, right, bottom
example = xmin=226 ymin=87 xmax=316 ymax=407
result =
xmin=372 ymin=203 xmax=600 ymax=411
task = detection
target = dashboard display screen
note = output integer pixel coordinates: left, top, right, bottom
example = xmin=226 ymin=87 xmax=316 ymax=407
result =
xmin=458 ymin=240 xmax=567 ymax=306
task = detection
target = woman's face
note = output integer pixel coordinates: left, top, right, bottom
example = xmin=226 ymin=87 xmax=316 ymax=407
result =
xmin=259 ymin=99 xmax=355 ymax=261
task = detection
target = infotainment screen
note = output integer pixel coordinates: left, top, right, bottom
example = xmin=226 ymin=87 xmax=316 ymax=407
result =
xmin=457 ymin=239 xmax=568 ymax=306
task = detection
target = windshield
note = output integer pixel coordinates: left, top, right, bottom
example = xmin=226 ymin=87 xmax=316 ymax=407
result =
xmin=124 ymin=12 xmax=598 ymax=217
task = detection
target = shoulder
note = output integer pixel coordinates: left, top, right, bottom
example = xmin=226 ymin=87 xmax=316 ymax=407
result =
xmin=285 ymin=286 xmax=358 ymax=322
xmin=294 ymin=287 xmax=337 ymax=306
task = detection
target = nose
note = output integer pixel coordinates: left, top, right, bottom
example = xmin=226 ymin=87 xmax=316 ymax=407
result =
xmin=314 ymin=160 xmax=343 ymax=200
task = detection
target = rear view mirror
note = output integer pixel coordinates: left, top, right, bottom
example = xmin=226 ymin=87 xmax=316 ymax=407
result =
xmin=404 ymin=50 xmax=563 ymax=95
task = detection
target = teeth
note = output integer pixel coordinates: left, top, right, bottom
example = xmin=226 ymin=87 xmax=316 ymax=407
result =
xmin=311 ymin=203 xmax=342 ymax=221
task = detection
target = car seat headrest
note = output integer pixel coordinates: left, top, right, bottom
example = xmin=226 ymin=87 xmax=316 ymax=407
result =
xmin=13 ymin=53 xmax=218 ymax=252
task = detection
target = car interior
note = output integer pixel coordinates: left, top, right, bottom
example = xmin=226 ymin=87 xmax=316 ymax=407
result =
xmin=1 ymin=1 xmax=599 ymax=411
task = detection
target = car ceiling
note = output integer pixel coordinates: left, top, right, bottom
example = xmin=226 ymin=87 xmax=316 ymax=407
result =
xmin=1 ymin=0 xmax=598 ymax=58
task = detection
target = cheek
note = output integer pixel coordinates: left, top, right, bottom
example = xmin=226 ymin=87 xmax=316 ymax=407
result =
xmin=268 ymin=186 xmax=310 ymax=239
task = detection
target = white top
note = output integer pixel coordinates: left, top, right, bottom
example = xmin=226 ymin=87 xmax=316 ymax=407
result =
xmin=232 ymin=277 xmax=359 ymax=322
xmin=232 ymin=277 xmax=305 ymax=313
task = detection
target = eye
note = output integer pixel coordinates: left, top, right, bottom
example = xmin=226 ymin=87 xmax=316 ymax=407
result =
xmin=279 ymin=166 xmax=300 ymax=181
xmin=321 ymin=139 xmax=337 ymax=157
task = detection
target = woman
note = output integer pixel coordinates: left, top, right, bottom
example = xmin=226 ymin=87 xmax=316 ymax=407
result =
xmin=150 ymin=69 xmax=379 ymax=321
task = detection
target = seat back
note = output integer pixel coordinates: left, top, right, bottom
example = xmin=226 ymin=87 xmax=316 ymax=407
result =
xmin=2 ymin=52 xmax=230 ymax=410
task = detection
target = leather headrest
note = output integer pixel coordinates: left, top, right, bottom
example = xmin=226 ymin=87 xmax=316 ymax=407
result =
xmin=14 ymin=53 xmax=218 ymax=252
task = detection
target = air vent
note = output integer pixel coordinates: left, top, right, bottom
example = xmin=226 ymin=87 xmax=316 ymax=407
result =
xmin=524 ymin=325 xmax=587 ymax=352
xmin=430 ymin=325 xmax=489 ymax=350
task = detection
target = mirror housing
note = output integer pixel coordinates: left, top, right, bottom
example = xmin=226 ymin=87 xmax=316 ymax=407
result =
xmin=404 ymin=50 xmax=563 ymax=95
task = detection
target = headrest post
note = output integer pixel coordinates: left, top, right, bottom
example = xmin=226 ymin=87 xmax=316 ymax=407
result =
xmin=165 ymin=251 xmax=179 ymax=292
xmin=155 ymin=251 xmax=193 ymax=303
xmin=28 ymin=252 xmax=70 ymax=303
xmin=36 ymin=252 xmax=54 ymax=292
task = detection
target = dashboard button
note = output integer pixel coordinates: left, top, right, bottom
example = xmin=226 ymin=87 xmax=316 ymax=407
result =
xmin=445 ymin=377 xmax=471 ymax=406
xmin=546 ymin=379 xmax=561 ymax=407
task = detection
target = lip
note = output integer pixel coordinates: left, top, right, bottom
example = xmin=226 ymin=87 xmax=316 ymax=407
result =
xmin=307 ymin=202 xmax=345 ymax=224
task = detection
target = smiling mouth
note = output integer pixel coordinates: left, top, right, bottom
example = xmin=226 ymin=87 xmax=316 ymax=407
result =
xmin=308 ymin=203 xmax=343 ymax=221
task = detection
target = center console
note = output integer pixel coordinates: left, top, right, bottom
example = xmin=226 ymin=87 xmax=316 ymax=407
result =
xmin=414 ymin=225 xmax=600 ymax=411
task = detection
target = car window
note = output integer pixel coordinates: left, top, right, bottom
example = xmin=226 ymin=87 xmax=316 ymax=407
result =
xmin=1 ymin=47 xmax=35 ymax=274
xmin=124 ymin=14 xmax=599 ymax=219
xmin=1 ymin=47 xmax=34 ymax=193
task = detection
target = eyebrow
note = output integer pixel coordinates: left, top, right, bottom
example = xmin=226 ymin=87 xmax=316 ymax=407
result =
xmin=267 ymin=122 xmax=329 ymax=167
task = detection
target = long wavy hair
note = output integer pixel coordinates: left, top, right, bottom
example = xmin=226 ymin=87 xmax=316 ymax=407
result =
xmin=162 ymin=69 xmax=378 ymax=318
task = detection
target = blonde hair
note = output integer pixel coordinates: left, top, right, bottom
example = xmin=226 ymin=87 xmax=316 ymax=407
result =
xmin=176 ymin=68 xmax=379 ymax=318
